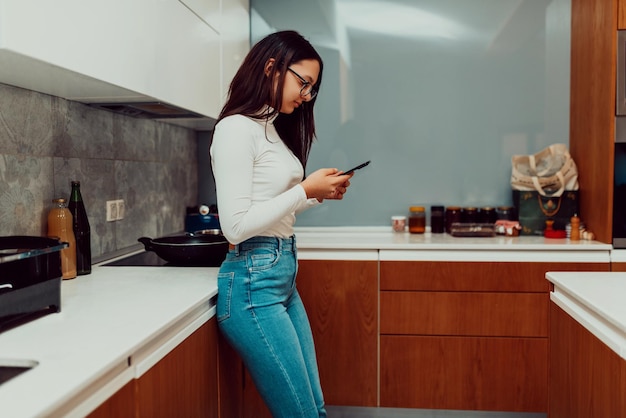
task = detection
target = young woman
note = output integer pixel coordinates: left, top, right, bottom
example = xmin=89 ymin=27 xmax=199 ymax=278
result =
xmin=210 ymin=30 xmax=353 ymax=417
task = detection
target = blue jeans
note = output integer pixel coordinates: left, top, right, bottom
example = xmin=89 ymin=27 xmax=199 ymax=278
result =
xmin=216 ymin=236 xmax=326 ymax=418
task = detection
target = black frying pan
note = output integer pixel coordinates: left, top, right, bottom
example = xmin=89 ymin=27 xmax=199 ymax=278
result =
xmin=138 ymin=232 xmax=228 ymax=266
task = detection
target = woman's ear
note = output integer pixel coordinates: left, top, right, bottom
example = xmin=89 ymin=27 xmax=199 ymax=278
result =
xmin=264 ymin=58 xmax=276 ymax=76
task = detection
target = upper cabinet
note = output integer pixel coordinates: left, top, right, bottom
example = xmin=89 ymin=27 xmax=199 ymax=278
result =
xmin=0 ymin=0 xmax=249 ymax=128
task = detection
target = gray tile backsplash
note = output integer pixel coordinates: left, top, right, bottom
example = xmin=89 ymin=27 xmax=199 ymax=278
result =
xmin=0 ymin=83 xmax=198 ymax=259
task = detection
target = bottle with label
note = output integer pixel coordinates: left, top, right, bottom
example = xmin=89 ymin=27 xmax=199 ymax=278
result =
xmin=408 ymin=206 xmax=426 ymax=234
xmin=47 ymin=198 xmax=77 ymax=280
xmin=68 ymin=181 xmax=92 ymax=275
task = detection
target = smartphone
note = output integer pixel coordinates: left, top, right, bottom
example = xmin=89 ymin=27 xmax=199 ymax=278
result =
xmin=344 ymin=160 xmax=371 ymax=175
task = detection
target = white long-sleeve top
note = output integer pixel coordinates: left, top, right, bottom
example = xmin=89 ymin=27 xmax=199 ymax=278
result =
xmin=210 ymin=113 xmax=319 ymax=244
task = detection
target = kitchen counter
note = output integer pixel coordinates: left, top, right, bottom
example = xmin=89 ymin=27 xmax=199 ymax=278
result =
xmin=0 ymin=264 xmax=218 ymax=418
xmin=294 ymin=227 xmax=613 ymax=262
xmin=547 ymin=271 xmax=626 ymax=359
xmin=0 ymin=228 xmax=615 ymax=417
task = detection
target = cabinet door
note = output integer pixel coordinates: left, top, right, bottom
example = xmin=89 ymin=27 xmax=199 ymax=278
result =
xmin=381 ymin=335 xmax=548 ymax=412
xmin=87 ymin=380 xmax=136 ymax=418
xmin=298 ymin=260 xmax=378 ymax=406
xmin=297 ymin=259 xmax=378 ymax=407
xmin=228 ymin=259 xmax=378 ymax=415
xmin=550 ymin=303 xmax=626 ymax=417
xmin=136 ymin=318 xmax=218 ymax=418
xmin=381 ymin=291 xmax=548 ymax=337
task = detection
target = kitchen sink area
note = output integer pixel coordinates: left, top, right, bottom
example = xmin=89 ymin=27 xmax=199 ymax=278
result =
xmin=0 ymin=359 xmax=38 ymax=386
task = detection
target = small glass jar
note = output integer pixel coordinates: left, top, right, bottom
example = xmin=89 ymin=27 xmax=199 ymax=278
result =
xmin=408 ymin=206 xmax=426 ymax=234
xmin=461 ymin=207 xmax=478 ymax=223
xmin=497 ymin=206 xmax=516 ymax=221
xmin=445 ymin=206 xmax=462 ymax=234
xmin=479 ymin=207 xmax=497 ymax=224
xmin=391 ymin=215 xmax=407 ymax=232
xmin=430 ymin=205 xmax=445 ymax=233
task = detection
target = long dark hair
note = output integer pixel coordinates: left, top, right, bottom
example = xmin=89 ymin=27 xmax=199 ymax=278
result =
xmin=217 ymin=30 xmax=323 ymax=167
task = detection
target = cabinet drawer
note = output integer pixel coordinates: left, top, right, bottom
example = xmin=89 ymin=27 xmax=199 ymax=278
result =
xmin=381 ymin=291 xmax=548 ymax=337
xmin=380 ymin=261 xmax=608 ymax=292
xmin=380 ymin=335 xmax=547 ymax=412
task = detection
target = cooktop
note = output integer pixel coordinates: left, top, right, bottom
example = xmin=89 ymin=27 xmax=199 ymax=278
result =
xmin=102 ymin=251 xmax=218 ymax=267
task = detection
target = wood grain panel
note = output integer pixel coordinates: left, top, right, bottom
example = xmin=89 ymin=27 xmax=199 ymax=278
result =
xmin=619 ymin=0 xmax=626 ymax=28
xmin=218 ymin=330 xmax=246 ymax=418
xmin=611 ymin=262 xmax=626 ymax=271
xmin=570 ymin=0 xmax=616 ymax=243
xmin=137 ymin=319 xmax=218 ymax=418
xmin=380 ymin=261 xmax=608 ymax=291
xmin=87 ymin=380 xmax=136 ymax=418
xmin=549 ymin=302 xmax=626 ymax=417
xmin=380 ymin=291 xmax=548 ymax=337
xmin=297 ymin=260 xmax=378 ymax=407
xmin=381 ymin=335 xmax=547 ymax=412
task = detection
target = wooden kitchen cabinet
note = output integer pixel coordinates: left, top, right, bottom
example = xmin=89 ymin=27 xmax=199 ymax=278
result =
xmin=88 ymin=318 xmax=219 ymax=418
xmin=379 ymin=260 xmax=609 ymax=412
xmin=87 ymin=380 xmax=136 ymax=418
xmin=549 ymin=302 xmax=626 ymax=417
xmin=226 ymin=258 xmax=379 ymax=417
xmin=570 ymin=0 xmax=617 ymax=243
xmin=297 ymin=259 xmax=378 ymax=407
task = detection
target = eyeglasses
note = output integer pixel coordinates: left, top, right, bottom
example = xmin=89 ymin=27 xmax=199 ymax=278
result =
xmin=288 ymin=67 xmax=318 ymax=99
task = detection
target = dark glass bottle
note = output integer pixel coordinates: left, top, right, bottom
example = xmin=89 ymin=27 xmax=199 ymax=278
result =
xmin=68 ymin=181 xmax=92 ymax=275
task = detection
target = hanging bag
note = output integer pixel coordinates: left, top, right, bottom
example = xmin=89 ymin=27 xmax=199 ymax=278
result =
xmin=510 ymin=144 xmax=579 ymax=235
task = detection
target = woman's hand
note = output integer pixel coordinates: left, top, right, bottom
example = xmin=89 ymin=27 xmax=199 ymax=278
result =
xmin=301 ymin=168 xmax=353 ymax=202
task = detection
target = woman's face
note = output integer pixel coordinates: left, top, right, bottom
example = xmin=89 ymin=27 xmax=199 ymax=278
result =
xmin=279 ymin=59 xmax=320 ymax=114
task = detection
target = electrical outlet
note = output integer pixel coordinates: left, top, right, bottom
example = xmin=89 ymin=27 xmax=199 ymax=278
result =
xmin=116 ymin=199 xmax=125 ymax=220
xmin=106 ymin=200 xmax=118 ymax=222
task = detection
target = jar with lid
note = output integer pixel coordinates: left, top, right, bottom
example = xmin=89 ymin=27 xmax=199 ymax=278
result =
xmin=430 ymin=205 xmax=445 ymax=233
xmin=461 ymin=207 xmax=478 ymax=223
xmin=408 ymin=206 xmax=426 ymax=234
xmin=47 ymin=198 xmax=77 ymax=280
xmin=445 ymin=206 xmax=462 ymax=234
xmin=479 ymin=207 xmax=497 ymax=224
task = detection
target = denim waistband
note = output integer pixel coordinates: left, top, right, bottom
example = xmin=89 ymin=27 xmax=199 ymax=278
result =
xmin=230 ymin=235 xmax=296 ymax=254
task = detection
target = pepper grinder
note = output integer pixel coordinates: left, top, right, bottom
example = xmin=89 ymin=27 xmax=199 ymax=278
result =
xmin=570 ymin=214 xmax=581 ymax=241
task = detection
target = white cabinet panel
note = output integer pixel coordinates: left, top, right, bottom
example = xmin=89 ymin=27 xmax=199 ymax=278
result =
xmin=220 ymin=0 xmax=250 ymax=108
xmin=0 ymin=0 xmax=221 ymax=118
xmin=179 ymin=0 xmax=221 ymax=31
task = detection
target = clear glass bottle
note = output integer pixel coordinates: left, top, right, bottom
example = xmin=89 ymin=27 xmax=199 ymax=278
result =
xmin=408 ymin=206 xmax=426 ymax=234
xmin=68 ymin=181 xmax=92 ymax=275
xmin=47 ymin=198 xmax=77 ymax=280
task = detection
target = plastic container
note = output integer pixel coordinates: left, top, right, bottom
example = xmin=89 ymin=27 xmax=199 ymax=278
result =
xmin=47 ymin=198 xmax=77 ymax=280
xmin=408 ymin=206 xmax=426 ymax=234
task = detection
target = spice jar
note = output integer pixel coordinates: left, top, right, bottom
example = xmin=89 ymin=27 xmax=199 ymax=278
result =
xmin=445 ymin=206 xmax=462 ymax=234
xmin=479 ymin=207 xmax=497 ymax=224
xmin=391 ymin=215 xmax=407 ymax=232
xmin=430 ymin=205 xmax=445 ymax=233
xmin=461 ymin=207 xmax=478 ymax=223
xmin=408 ymin=206 xmax=426 ymax=234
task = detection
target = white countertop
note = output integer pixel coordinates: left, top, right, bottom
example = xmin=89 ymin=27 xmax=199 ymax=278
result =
xmin=0 ymin=264 xmax=218 ymax=418
xmin=547 ymin=272 xmax=626 ymax=360
xmin=293 ymin=227 xmax=613 ymax=262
